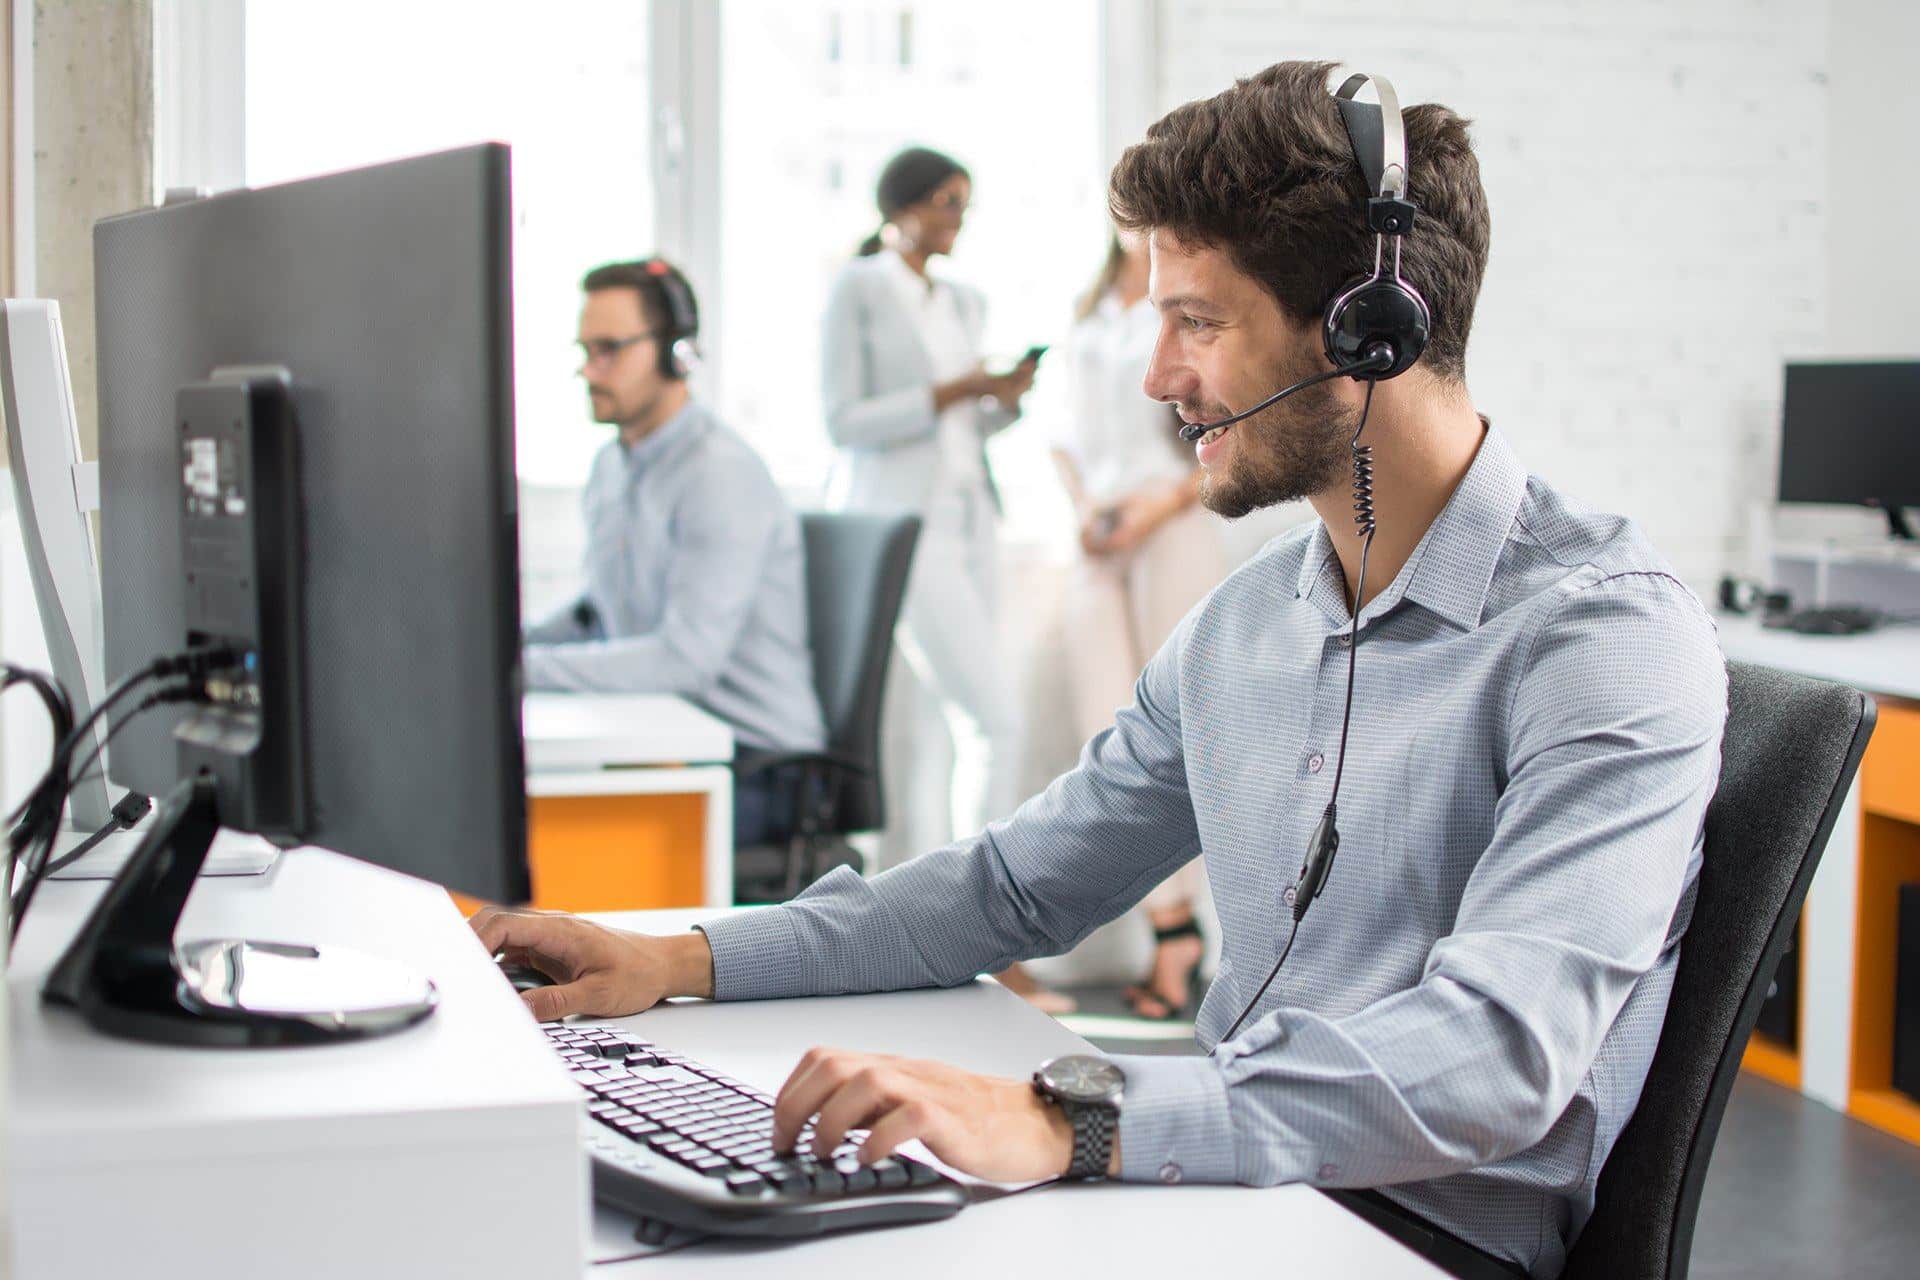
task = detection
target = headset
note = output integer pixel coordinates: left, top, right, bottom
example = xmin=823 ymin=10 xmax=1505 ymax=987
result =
xmin=1199 ymin=71 xmax=1431 ymax=1044
xmin=638 ymin=257 xmax=701 ymax=380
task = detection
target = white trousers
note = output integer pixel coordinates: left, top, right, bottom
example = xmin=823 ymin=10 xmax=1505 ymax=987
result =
xmin=1062 ymin=504 xmax=1226 ymax=913
xmin=894 ymin=486 xmax=1024 ymax=841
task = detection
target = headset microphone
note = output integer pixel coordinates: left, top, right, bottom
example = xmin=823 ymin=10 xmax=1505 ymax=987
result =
xmin=1176 ymin=346 xmax=1394 ymax=442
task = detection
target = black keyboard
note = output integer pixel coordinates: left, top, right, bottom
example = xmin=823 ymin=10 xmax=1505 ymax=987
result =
xmin=544 ymin=1022 xmax=967 ymax=1237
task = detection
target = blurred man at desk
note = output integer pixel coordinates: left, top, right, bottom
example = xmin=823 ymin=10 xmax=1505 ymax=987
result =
xmin=524 ymin=258 xmax=826 ymax=842
xmin=482 ymin=66 xmax=1725 ymax=1278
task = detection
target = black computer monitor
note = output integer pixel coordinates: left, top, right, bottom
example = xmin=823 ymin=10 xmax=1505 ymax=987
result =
xmin=45 ymin=146 xmax=530 ymax=1046
xmin=1778 ymin=360 xmax=1920 ymax=538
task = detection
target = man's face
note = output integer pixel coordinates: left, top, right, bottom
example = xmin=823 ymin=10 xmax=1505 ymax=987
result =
xmin=576 ymin=287 xmax=669 ymax=426
xmin=1141 ymin=231 xmax=1355 ymax=518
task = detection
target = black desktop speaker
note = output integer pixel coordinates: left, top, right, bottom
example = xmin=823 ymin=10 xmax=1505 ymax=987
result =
xmin=1756 ymin=919 xmax=1801 ymax=1048
xmin=1896 ymin=885 xmax=1920 ymax=1102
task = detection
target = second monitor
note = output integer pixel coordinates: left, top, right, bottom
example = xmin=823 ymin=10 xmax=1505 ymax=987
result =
xmin=47 ymin=144 xmax=530 ymax=1045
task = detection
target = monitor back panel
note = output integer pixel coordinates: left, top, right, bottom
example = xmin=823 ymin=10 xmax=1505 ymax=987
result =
xmin=95 ymin=145 xmax=528 ymax=902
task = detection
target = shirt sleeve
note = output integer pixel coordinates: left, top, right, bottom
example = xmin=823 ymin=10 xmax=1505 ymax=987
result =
xmin=1113 ymin=571 xmax=1726 ymax=1188
xmin=523 ymin=597 xmax=596 ymax=646
xmin=522 ymin=454 xmax=782 ymax=695
xmin=699 ymin=610 xmax=1206 ymax=1000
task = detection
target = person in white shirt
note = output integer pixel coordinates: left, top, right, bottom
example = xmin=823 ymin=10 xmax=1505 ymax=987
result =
xmin=819 ymin=146 xmax=1067 ymax=1012
xmin=1053 ymin=228 xmax=1228 ymax=1020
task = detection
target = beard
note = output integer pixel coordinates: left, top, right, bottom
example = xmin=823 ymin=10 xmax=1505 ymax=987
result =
xmin=1193 ymin=366 xmax=1359 ymax=519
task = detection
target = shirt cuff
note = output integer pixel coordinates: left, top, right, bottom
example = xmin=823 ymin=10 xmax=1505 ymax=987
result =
xmin=696 ymin=907 xmax=809 ymax=1001
xmin=1112 ymin=1051 xmax=1238 ymax=1185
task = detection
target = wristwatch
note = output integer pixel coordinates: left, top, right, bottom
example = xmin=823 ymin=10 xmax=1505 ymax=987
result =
xmin=1032 ymin=1054 xmax=1126 ymax=1180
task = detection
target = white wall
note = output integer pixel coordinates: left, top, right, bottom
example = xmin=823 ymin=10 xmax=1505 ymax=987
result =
xmin=1826 ymin=0 xmax=1920 ymax=360
xmin=1155 ymin=0 xmax=1834 ymax=591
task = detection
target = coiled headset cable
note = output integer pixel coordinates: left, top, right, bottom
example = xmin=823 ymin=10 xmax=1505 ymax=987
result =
xmin=1222 ymin=378 xmax=1378 ymax=1043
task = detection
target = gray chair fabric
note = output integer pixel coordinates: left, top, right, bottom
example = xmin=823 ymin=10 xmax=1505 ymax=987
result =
xmin=800 ymin=512 xmax=920 ymax=834
xmin=1564 ymin=661 xmax=1874 ymax=1279
xmin=732 ymin=513 xmax=919 ymax=901
xmin=1336 ymin=661 xmax=1875 ymax=1280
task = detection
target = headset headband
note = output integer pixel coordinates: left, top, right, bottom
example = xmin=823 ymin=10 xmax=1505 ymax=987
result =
xmin=1332 ymin=73 xmax=1417 ymax=240
xmin=1334 ymin=73 xmax=1406 ymax=201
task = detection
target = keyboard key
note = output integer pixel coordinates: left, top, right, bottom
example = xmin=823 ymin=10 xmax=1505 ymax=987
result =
xmin=843 ymin=1164 xmax=880 ymax=1193
xmin=764 ymin=1167 xmax=806 ymax=1193
xmin=873 ymin=1160 xmax=911 ymax=1189
xmin=905 ymin=1161 xmax=943 ymax=1187
xmin=725 ymin=1171 xmax=769 ymax=1196
xmin=808 ymin=1166 xmax=846 ymax=1194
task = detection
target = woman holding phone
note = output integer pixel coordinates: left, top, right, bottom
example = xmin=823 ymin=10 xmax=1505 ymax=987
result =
xmin=820 ymin=146 xmax=1065 ymax=1011
xmin=1052 ymin=227 xmax=1227 ymax=1020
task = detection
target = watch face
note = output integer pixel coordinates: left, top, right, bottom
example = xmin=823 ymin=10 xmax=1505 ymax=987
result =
xmin=1039 ymin=1054 xmax=1124 ymax=1104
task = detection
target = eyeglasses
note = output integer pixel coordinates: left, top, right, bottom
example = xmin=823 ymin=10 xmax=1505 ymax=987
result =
xmin=576 ymin=333 xmax=655 ymax=365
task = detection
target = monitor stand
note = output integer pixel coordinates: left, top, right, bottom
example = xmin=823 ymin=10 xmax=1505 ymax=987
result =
xmin=41 ymin=773 xmax=438 ymax=1047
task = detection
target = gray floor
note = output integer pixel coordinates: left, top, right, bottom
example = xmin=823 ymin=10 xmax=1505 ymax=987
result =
xmin=1062 ymin=984 xmax=1920 ymax=1280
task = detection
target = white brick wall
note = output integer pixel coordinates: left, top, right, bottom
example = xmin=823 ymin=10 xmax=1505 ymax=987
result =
xmin=1156 ymin=0 xmax=1833 ymax=590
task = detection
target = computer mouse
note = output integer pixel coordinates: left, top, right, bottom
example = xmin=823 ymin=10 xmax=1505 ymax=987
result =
xmin=497 ymin=960 xmax=559 ymax=993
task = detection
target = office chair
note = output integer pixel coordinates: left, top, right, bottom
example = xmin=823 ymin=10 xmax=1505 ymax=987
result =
xmin=1333 ymin=661 xmax=1876 ymax=1280
xmin=733 ymin=513 xmax=920 ymax=903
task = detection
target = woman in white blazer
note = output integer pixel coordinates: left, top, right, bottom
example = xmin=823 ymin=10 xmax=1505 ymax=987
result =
xmin=820 ymin=147 xmax=1065 ymax=1012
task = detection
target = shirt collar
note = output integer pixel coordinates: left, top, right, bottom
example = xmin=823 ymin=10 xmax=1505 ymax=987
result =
xmin=880 ymin=248 xmax=938 ymax=303
xmin=619 ymin=398 xmax=704 ymax=469
xmin=1293 ymin=423 xmax=1527 ymax=633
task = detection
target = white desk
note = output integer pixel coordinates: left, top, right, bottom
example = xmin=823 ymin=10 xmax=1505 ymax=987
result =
xmin=523 ymin=693 xmax=735 ymax=907
xmin=581 ymin=908 xmax=1450 ymax=1278
xmin=1716 ymin=614 xmax=1920 ymax=702
xmin=7 ymin=881 xmax=1446 ymax=1278
xmin=10 ymin=849 xmax=585 ymax=1279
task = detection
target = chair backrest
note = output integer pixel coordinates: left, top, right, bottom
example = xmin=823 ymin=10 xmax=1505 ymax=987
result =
xmin=799 ymin=512 xmax=920 ymax=834
xmin=1566 ymin=662 xmax=1875 ymax=1280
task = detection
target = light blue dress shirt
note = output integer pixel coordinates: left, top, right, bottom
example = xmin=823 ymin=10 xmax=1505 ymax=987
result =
xmin=524 ymin=401 xmax=826 ymax=754
xmin=698 ymin=426 xmax=1726 ymax=1277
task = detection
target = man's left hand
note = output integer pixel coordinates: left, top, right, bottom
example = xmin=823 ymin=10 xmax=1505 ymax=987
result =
xmin=769 ymin=1048 xmax=1079 ymax=1183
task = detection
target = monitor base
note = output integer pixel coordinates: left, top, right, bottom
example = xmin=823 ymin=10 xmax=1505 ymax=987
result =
xmin=42 ymin=773 xmax=437 ymax=1047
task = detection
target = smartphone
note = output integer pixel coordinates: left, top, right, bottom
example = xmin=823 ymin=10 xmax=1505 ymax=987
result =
xmin=1019 ymin=343 xmax=1050 ymax=366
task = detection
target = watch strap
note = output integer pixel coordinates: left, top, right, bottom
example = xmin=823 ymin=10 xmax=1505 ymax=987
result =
xmin=1065 ymin=1098 xmax=1116 ymax=1180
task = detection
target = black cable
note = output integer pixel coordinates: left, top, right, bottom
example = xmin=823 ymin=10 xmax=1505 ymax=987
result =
xmin=1328 ymin=378 xmax=1378 ymax=803
xmin=10 ymin=672 xmax=212 ymax=941
xmin=35 ymin=814 xmax=124 ymax=881
xmin=1 ymin=666 xmax=74 ymax=909
xmin=1222 ymin=379 xmax=1378 ymax=1044
xmin=1223 ymin=916 xmax=1301 ymax=1043
xmin=34 ymin=708 xmax=171 ymax=882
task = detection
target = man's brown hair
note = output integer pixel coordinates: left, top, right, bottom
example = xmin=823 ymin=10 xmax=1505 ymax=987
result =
xmin=1108 ymin=61 xmax=1490 ymax=382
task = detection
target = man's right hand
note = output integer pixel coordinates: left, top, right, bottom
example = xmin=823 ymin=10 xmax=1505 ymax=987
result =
xmin=468 ymin=905 xmax=716 ymax=1021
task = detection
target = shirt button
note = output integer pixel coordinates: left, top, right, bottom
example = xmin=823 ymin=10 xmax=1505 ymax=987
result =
xmin=1335 ymin=632 xmax=1352 ymax=647
xmin=1317 ymin=1162 xmax=1340 ymax=1181
xmin=1306 ymin=752 xmax=1324 ymax=774
xmin=1158 ymin=1161 xmax=1184 ymax=1185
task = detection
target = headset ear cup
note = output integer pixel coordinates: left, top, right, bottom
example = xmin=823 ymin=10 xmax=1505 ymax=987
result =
xmin=1323 ymin=275 xmax=1431 ymax=378
xmin=668 ymin=337 xmax=699 ymax=381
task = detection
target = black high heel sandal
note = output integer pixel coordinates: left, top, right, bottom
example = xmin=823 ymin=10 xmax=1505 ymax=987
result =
xmin=1123 ymin=918 xmax=1205 ymax=1022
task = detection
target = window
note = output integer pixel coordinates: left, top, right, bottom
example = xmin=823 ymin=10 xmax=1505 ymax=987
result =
xmin=716 ymin=0 xmax=1104 ymax=548
xmin=244 ymin=1 xmax=653 ymax=489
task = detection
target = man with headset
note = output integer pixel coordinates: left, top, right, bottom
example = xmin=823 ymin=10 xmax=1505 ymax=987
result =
xmin=480 ymin=66 xmax=1724 ymax=1277
xmin=524 ymin=258 xmax=826 ymax=844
